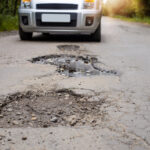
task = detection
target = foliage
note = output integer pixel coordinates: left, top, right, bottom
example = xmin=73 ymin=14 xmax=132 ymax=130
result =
xmin=0 ymin=15 xmax=18 ymax=31
xmin=0 ymin=0 xmax=20 ymax=16
xmin=114 ymin=15 xmax=150 ymax=25
xmin=0 ymin=0 xmax=19 ymax=31
xmin=103 ymin=0 xmax=150 ymax=18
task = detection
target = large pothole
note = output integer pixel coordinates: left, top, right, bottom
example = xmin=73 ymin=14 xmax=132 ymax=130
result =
xmin=30 ymin=55 xmax=118 ymax=77
xmin=0 ymin=90 xmax=106 ymax=128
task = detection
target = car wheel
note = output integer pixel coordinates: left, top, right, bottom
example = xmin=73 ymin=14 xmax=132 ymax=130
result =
xmin=91 ymin=23 xmax=101 ymax=42
xmin=19 ymin=26 xmax=32 ymax=41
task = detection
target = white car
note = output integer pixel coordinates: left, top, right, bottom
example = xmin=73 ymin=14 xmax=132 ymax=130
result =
xmin=19 ymin=0 xmax=102 ymax=41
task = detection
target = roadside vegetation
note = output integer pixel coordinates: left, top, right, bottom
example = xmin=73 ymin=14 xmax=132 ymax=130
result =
xmin=103 ymin=0 xmax=150 ymax=25
xmin=0 ymin=0 xmax=19 ymax=31
xmin=0 ymin=15 xmax=18 ymax=31
xmin=114 ymin=15 xmax=150 ymax=25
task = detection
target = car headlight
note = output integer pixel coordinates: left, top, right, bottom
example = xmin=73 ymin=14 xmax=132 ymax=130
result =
xmin=21 ymin=0 xmax=31 ymax=8
xmin=83 ymin=0 xmax=95 ymax=9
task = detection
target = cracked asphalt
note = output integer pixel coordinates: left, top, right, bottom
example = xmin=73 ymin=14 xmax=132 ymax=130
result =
xmin=0 ymin=17 xmax=150 ymax=150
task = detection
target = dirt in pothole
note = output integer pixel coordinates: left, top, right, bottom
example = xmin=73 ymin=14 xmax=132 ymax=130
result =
xmin=0 ymin=90 xmax=106 ymax=128
xmin=57 ymin=45 xmax=80 ymax=51
xmin=30 ymin=54 xmax=118 ymax=77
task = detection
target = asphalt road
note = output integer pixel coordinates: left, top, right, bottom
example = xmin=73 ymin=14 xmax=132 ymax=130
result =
xmin=0 ymin=17 xmax=150 ymax=150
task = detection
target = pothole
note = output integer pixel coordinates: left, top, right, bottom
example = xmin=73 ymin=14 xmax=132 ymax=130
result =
xmin=0 ymin=90 xmax=106 ymax=128
xmin=30 ymin=54 xmax=118 ymax=77
xmin=57 ymin=45 xmax=80 ymax=51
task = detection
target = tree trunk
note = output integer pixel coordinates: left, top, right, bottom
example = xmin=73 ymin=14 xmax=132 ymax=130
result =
xmin=5 ymin=0 xmax=9 ymax=14
xmin=13 ymin=0 xmax=18 ymax=16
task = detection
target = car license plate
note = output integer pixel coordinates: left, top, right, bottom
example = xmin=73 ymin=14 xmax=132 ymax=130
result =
xmin=41 ymin=14 xmax=71 ymax=23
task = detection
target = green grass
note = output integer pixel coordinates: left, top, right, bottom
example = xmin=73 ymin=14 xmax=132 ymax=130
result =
xmin=113 ymin=15 xmax=150 ymax=25
xmin=0 ymin=15 xmax=18 ymax=32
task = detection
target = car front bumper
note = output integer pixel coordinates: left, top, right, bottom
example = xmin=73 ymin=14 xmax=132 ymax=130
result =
xmin=19 ymin=9 xmax=101 ymax=35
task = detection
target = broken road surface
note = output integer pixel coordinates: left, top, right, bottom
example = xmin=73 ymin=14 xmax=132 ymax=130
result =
xmin=0 ymin=17 xmax=150 ymax=150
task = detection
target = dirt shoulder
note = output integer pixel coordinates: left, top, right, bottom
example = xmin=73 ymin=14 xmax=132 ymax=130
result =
xmin=0 ymin=30 xmax=18 ymax=38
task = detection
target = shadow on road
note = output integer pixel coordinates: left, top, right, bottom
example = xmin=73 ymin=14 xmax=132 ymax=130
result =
xmin=29 ymin=33 xmax=100 ymax=43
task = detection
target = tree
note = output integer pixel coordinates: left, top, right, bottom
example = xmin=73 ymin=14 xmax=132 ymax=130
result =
xmin=0 ymin=0 xmax=20 ymax=16
xmin=103 ymin=0 xmax=150 ymax=17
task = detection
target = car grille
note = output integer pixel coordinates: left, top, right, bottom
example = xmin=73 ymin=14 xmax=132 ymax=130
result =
xmin=36 ymin=13 xmax=77 ymax=27
xmin=36 ymin=3 xmax=78 ymax=10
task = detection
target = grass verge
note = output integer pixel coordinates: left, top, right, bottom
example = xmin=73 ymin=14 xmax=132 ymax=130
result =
xmin=0 ymin=15 xmax=18 ymax=32
xmin=113 ymin=15 xmax=150 ymax=25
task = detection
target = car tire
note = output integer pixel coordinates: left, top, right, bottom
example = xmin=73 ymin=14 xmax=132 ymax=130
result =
xmin=19 ymin=26 xmax=32 ymax=41
xmin=91 ymin=22 xmax=101 ymax=42
xmin=42 ymin=33 xmax=50 ymax=36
